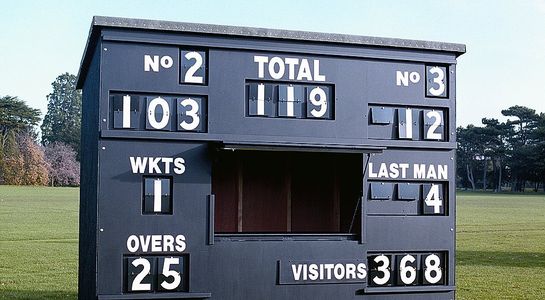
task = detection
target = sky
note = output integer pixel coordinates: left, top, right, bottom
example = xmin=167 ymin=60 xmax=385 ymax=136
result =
xmin=1 ymin=0 xmax=544 ymax=127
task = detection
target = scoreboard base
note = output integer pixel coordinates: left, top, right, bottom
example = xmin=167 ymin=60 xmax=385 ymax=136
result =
xmin=97 ymin=292 xmax=212 ymax=299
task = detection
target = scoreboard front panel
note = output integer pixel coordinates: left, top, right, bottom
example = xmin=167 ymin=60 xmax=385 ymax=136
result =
xmin=77 ymin=16 xmax=465 ymax=300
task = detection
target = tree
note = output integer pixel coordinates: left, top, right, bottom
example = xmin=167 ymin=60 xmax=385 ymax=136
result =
xmin=0 ymin=95 xmax=41 ymax=151
xmin=0 ymin=95 xmax=41 ymax=182
xmin=41 ymin=73 xmax=82 ymax=159
xmin=44 ymin=142 xmax=80 ymax=186
xmin=501 ymin=106 xmax=539 ymax=191
xmin=3 ymin=133 xmax=49 ymax=185
xmin=480 ymin=118 xmax=511 ymax=192
xmin=456 ymin=125 xmax=479 ymax=190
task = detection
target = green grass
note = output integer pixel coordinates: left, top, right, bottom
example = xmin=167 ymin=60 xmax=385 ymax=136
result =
xmin=456 ymin=191 xmax=545 ymax=299
xmin=0 ymin=186 xmax=78 ymax=299
xmin=0 ymin=187 xmax=544 ymax=299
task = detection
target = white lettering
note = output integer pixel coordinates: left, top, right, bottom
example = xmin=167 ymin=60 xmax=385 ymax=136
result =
xmin=389 ymin=163 xmax=399 ymax=179
xmin=173 ymin=158 xmax=186 ymax=175
xmin=127 ymin=235 xmax=139 ymax=253
xmin=334 ymin=264 xmax=345 ymax=280
xmin=313 ymin=60 xmax=325 ymax=81
xmin=427 ymin=165 xmax=437 ymax=179
xmin=139 ymin=235 xmax=151 ymax=252
xmin=161 ymin=157 xmax=173 ymax=174
xmin=148 ymin=157 xmax=162 ymax=174
xmin=308 ymin=264 xmax=319 ymax=280
xmin=396 ymin=71 xmax=420 ymax=86
xmin=414 ymin=164 xmax=426 ymax=179
xmin=127 ymin=234 xmax=186 ymax=253
xmin=175 ymin=235 xmax=186 ymax=252
xmin=144 ymin=55 xmax=159 ymax=72
xmin=254 ymin=56 xmax=326 ymax=82
xmin=254 ymin=56 xmax=268 ymax=78
xmin=284 ymin=58 xmax=299 ymax=80
xmin=292 ymin=264 xmax=303 ymax=281
xmin=396 ymin=71 xmax=409 ymax=86
xmin=378 ymin=163 xmax=389 ymax=178
xmin=163 ymin=235 xmax=174 ymax=252
xmin=399 ymin=163 xmax=410 ymax=179
xmin=346 ymin=264 xmax=356 ymax=279
xmin=151 ymin=235 xmax=162 ymax=252
xmin=357 ymin=263 xmax=367 ymax=279
xmin=438 ymin=165 xmax=448 ymax=180
xmin=130 ymin=156 xmax=184 ymax=175
xmin=268 ymin=56 xmax=285 ymax=79
xmin=368 ymin=163 xmax=377 ymax=178
xmin=130 ymin=157 xmax=147 ymax=174
xmin=297 ymin=59 xmax=312 ymax=81
xmin=160 ymin=56 xmax=173 ymax=69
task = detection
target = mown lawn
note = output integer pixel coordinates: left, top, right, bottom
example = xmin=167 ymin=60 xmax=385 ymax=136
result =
xmin=0 ymin=187 xmax=544 ymax=299
xmin=0 ymin=186 xmax=78 ymax=299
xmin=456 ymin=191 xmax=545 ymax=299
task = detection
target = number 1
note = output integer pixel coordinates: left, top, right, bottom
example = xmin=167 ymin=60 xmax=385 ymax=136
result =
xmin=153 ymin=179 xmax=162 ymax=213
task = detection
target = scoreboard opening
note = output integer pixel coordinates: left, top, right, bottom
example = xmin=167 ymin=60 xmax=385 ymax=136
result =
xmin=212 ymin=150 xmax=363 ymax=236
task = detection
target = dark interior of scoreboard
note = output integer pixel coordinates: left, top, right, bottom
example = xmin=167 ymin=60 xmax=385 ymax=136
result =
xmin=212 ymin=151 xmax=362 ymax=235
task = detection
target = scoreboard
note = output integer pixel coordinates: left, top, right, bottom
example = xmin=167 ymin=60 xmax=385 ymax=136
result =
xmin=77 ymin=16 xmax=465 ymax=300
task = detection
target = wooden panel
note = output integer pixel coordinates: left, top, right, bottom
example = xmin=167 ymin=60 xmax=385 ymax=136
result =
xmin=291 ymin=153 xmax=338 ymax=233
xmin=212 ymin=152 xmax=239 ymax=233
xmin=212 ymin=151 xmax=363 ymax=234
xmin=241 ymin=152 xmax=288 ymax=232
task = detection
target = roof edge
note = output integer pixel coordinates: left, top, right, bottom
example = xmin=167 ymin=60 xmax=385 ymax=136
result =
xmin=77 ymin=16 xmax=466 ymax=88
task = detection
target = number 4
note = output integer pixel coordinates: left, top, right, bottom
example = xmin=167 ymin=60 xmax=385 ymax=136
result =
xmin=424 ymin=184 xmax=443 ymax=214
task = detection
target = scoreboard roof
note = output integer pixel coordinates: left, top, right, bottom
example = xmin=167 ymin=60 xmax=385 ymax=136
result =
xmin=76 ymin=16 xmax=466 ymax=88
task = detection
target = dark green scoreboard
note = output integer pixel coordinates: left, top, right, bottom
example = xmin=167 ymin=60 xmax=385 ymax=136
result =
xmin=77 ymin=16 xmax=465 ymax=299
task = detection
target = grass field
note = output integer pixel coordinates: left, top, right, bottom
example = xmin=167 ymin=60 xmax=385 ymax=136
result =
xmin=456 ymin=192 xmax=545 ymax=299
xmin=0 ymin=186 xmax=78 ymax=299
xmin=1 ymin=187 xmax=544 ymax=299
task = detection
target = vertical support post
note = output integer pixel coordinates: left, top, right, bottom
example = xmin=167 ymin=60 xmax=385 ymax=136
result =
xmin=237 ymin=154 xmax=243 ymax=232
xmin=208 ymin=194 xmax=215 ymax=245
xmin=360 ymin=153 xmax=371 ymax=244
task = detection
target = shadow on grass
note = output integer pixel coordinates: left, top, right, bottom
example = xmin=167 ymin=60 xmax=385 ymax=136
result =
xmin=0 ymin=290 xmax=77 ymax=300
xmin=458 ymin=251 xmax=545 ymax=268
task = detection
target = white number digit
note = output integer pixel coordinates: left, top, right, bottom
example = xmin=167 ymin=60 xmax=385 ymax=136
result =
xmin=153 ymin=179 xmax=162 ymax=212
xmin=148 ymin=97 xmax=170 ymax=129
xmin=184 ymin=52 xmax=204 ymax=84
xmin=179 ymin=98 xmax=200 ymax=130
xmin=309 ymin=87 xmax=327 ymax=118
xmin=424 ymin=254 xmax=442 ymax=284
xmin=122 ymin=95 xmax=131 ymax=128
xmin=372 ymin=255 xmax=391 ymax=285
xmin=160 ymin=257 xmax=182 ymax=290
xmin=131 ymin=258 xmax=151 ymax=291
xmin=426 ymin=111 xmax=442 ymax=140
xmin=257 ymin=84 xmax=265 ymax=116
xmin=428 ymin=66 xmax=446 ymax=96
xmin=286 ymin=85 xmax=295 ymax=117
xmin=399 ymin=255 xmax=417 ymax=284
xmin=404 ymin=108 xmax=413 ymax=139
xmin=425 ymin=184 xmax=442 ymax=214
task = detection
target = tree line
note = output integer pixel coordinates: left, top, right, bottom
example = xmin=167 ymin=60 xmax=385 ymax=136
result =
xmin=0 ymin=73 xmax=81 ymax=186
xmin=457 ymin=106 xmax=545 ymax=192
